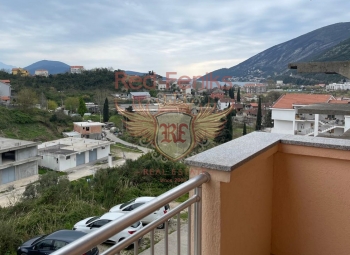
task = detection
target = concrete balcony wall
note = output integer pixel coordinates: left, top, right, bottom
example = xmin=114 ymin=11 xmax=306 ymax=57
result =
xmin=186 ymin=133 xmax=350 ymax=255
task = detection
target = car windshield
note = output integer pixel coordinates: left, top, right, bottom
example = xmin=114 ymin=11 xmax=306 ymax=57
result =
xmin=31 ymin=235 xmax=47 ymax=245
xmin=120 ymin=199 xmax=136 ymax=209
xmin=86 ymin=216 xmax=100 ymax=224
xmin=131 ymin=221 xmax=140 ymax=228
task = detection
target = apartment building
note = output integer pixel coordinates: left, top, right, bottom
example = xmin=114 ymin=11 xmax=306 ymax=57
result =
xmin=35 ymin=69 xmax=49 ymax=77
xmin=243 ymin=83 xmax=267 ymax=93
xmin=12 ymin=68 xmax=30 ymax=76
xmin=73 ymin=121 xmax=105 ymax=140
xmin=70 ymin=66 xmax=84 ymax=74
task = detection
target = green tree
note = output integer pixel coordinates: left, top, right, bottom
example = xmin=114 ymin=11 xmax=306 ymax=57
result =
xmin=263 ymin=109 xmax=273 ymax=128
xmin=47 ymin=100 xmax=58 ymax=111
xmin=237 ymin=87 xmax=241 ymax=102
xmin=229 ymin=87 xmax=235 ymax=99
xmin=16 ymin=88 xmax=38 ymax=111
xmin=255 ymin=96 xmax=262 ymax=130
xmin=78 ymin=97 xmax=88 ymax=117
xmin=149 ymin=89 xmax=157 ymax=97
xmin=243 ymin=122 xmax=247 ymax=135
xmin=64 ymin=97 xmax=79 ymax=112
xmin=225 ymin=105 xmax=233 ymax=141
xmin=103 ymin=97 xmax=109 ymax=122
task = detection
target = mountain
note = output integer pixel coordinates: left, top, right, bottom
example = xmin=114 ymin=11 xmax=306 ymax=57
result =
xmin=124 ymin=70 xmax=147 ymax=76
xmin=24 ymin=60 xmax=70 ymax=75
xmin=201 ymin=22 xmax=350 ymax=81
xmin=310 ymin=37 xmax=350 ymax=62
xmin=0 ymin=61 xmax=16 ymax=73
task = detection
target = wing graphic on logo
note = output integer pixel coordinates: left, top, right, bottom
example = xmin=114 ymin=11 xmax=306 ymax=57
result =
xmin=193 ymin=104 xmax=234 ymax=142
xmin=116 ymin=103 xmax=156 ymax=142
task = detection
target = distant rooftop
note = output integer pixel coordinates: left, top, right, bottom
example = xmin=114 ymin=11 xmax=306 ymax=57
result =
xmin=0 ymin=137 xmax=39 ymax=153
xmin=73 ymin=121 xmax=105 ymax=127
xmin=272 ymin=94 xmax=333 ymax=109
xmin=38 ymin=138 xmax=111 ymax=156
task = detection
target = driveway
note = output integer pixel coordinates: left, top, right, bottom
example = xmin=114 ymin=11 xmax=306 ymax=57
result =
xmin=105 ymin=130 xmax=152 ymax=154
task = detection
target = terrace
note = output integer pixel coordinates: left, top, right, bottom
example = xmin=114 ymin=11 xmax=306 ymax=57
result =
xmin=53 ymin=132 xmax=350 ymax=255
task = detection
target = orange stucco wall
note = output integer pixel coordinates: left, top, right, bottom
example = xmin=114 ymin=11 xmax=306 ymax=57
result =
xmin=190 ymin=142 xmax=350 ymax=255
xmin=271 ymin=144 xmax=350 ymax=255
xmin=73 ymin=124 xmax=102 ymax=134
xmin=220 ymin=145 xmax=277 ymax=255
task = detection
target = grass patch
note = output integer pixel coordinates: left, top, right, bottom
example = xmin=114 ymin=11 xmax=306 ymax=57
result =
xmin=39 ymin=167 xmax=67 ymax=176
xmin=111 ymin=143 xmax=143 ymax=153
xmin=175 ymin=193 xmax=189 ymax=203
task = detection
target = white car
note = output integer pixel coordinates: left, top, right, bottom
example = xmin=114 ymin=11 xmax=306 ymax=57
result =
xmin=109 ymin=197 xmax=171 ymax=229
xmin=73 ymin=212 xmax=143 ymax=245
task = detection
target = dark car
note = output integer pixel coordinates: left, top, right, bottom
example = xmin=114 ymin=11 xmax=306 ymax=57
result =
xmin=17 ymin=229 xmax=99 ymax=255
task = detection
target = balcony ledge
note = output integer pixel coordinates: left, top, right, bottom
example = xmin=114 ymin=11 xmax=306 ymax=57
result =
xmin=185 ymin=132 xmax=350 ymax=171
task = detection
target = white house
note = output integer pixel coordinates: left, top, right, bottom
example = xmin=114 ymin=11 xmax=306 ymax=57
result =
xmin=35 ymin=69 xmax=49 ymax=77
xmin=70 ymin=66 xmax=84 ymax=74
xmin=270 ymin=93 xmax=350 ymax=137
xmin=38 ymin=138 xmax=112 ymax=171
xmin=0 ymin=80 xmax=11 ymax=105
xmin=326 ymin=82 xmax=350 ymax=91
xmin=217 ymin=98 xmax=234 ymax=110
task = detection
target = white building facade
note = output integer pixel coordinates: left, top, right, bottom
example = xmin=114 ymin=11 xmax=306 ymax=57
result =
xmin=38 ymin=138 xmax=111 ymax=171
xmin=35 ymin=69 xmax=49 ymax=77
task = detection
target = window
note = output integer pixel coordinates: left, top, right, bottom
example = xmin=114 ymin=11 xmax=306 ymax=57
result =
xmin=86 ymin=216 xmax=100 ymax=224
xmin=36 ymin=240 xmax=53 ymax=250
xmin=89 ymin=219 xmax=111 ymax=228
xmin=86 ymin=127 xmax=90 ymax=131
xmin=120 ymin=199 xmax=136 ymax=209
xmin=123 ymin=203 xmax=144 ymax=211
xmin=86 ymin=135 xmax=89 ymax=138
xmin=53 ymin=240 xmax=67 ymax=250
xmin=66 ymin=156 xmax=70 ymax=160
xmin=2 ymin=150 xmax=15 ymax=162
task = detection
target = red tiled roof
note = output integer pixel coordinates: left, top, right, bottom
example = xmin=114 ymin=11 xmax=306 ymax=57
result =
xmin=250 ymin=103 xmax=258 ymax=107
xmin=272 ymin=94 xmax=333 ymax=109
xmin=219 ymin=98 xmax=234 ymax=103
xmin=0 ymin=80 xmax=10 ymax=84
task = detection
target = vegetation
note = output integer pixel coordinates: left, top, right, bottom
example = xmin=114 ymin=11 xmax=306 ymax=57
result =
xmin=255 ymin=96 xmax=262 ymax=131
xmin=78 ymin=97 xmax=88 ymax=116
xmin=243 ymin=123 xmax=247 ymax=135
xmin=0 ymin=106 xmax=77 ymax=141
xmin=236 ymin=87 xmax=241 ymax=102
xmin=0 ymin=154 xmax=189 ymax=254
xmin=103 ymin=98 xmax=109 ymax=122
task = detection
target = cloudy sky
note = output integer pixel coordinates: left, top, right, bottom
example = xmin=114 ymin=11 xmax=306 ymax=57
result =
xmin=1 ymin=0 xmax=349 ymax=77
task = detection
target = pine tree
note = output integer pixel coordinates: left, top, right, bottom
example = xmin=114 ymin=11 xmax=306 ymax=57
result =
xmin=103 ymin=98 xmax=109 ymax=122
xmin=255 ymin=96 xmax=262 ymax=130
xmin=78 ymin=97 xmax=88 ymax=117
xmin=237 ymin=87 xmax=241 ymax=102
xmin=243 ymin=122 xmax=247 ymax=135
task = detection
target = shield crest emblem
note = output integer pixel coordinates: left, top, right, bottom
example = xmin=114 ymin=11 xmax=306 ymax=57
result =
xmin=155 ymin=112 xmax=195 ymax=161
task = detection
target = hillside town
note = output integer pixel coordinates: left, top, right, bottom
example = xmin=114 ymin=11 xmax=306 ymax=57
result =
xmin=1 ymin=2 xmax=350 ymax=254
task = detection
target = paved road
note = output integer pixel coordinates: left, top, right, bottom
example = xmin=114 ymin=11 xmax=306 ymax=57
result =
xmin=105 ymin=129 xmax=153 ymax=154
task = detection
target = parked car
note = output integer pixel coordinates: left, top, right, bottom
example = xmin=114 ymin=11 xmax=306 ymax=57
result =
xmin=73 ymin=212 xmax=143 ymax=245
xmin=17 ymin=229 xmax=99 ymax=255
xmin=109 ymin=196 xmax=171 ymax=228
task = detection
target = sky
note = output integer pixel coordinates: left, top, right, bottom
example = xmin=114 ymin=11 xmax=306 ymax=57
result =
xmin=0 ymin=0 xmax=349 ymax=77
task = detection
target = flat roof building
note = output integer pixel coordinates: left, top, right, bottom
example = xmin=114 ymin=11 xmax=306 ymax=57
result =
xmin=38 ymin=138 xmax=112 ymax=171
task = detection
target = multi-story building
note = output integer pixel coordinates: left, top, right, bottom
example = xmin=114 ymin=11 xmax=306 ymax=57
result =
xmin=243 ymin=83 xmax=267 ymax=93
xmin=271 ymin=93 xmax=350 ymax=137
xmin=70 ymin=66 xmax=84 ymax=74
xmin=326 ymin=82 xmax=350 ymax=90
xmin=73 ymin=121 xmax=105 ymax=140
xmin=12 ymin=68 xmax=30 ymax=76
xmin=0 ymin=80 xmax=11 ymax=105
xmin=0 ymin=138 xmax=40 ymax=185
xmin=129 ymin=92 xmax=151 ymax=100
xmin=35 ymin=69 xmax=49 ymax=77
xmin=38 ymin=138 xmax=111 ymax=171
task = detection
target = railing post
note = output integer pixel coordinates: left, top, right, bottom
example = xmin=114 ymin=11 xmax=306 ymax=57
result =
xmin=194 ymin=185 xmax=202 ymax=255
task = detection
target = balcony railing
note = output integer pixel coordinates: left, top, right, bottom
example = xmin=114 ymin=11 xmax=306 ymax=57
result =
xmin=52 ymin=172 xmax=211 ymax=255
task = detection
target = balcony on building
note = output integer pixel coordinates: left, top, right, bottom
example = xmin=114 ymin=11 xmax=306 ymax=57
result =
xmin=185 ymin=132 xmax=350 ymax=255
